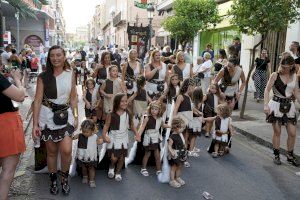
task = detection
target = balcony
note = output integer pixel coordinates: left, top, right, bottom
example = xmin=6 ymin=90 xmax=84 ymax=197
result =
xmin=157 ymin=0 xmax=173 ymax=12
xmin=113 ymin=12 xmax=125 ymax=27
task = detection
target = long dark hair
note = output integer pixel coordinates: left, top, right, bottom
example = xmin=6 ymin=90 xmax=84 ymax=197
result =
xmin=167 ymin=74 xmax=180 ymax=101
xmin=46 ymin=45 xmax=70 ymax=74
xmin=219 ymin=49 xmax=227 ymax=59
xmin=180 ymin=78 xmax=194 ymax=95
xmin=112 ymin=93 xmax=133 ymax=126
xmin=192 ymin=86 xmax=203 ymax=108
xmin=100 ymin=51 xmax=111 ymax=66
xmin=136 ymin=75 xmax=146 ymax=96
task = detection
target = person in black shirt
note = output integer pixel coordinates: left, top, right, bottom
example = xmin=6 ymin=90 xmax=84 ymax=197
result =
xmin=252 ymin=48 xmax=271 ymax=102
xmin=0 ymin=68 xmax=26 ymax=200
xmin=80 ymin=47 xmax=87 ymax=62
xmin=162 ymin=46 xmax=173 ymax=65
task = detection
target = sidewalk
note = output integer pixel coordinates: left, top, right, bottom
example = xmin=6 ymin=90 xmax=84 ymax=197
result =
xmin=232 ymin=91 xmax=300 ymax=157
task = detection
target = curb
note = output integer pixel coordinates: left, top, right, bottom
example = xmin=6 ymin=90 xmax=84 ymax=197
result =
xmin=233 ymin=125 xmax=300 ymax=159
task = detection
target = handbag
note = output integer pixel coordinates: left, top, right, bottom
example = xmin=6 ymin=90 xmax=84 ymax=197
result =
xmin=279 ymin=102 xmax=291 ymax=114
xmin=126 ymin=79 xmax=134 ymax=90
xmin=157 ymin=83 xmax=165 ymax=92
xmin=43 ymin=94 xmax=69 ymax=126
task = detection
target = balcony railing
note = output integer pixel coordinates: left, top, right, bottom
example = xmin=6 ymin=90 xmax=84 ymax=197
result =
xmin=113 ymin=12 xmax=125 ymax=27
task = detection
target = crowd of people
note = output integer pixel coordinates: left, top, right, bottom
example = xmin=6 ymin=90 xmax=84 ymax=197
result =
xmin=0 ymin=38 xmax=300 ymax=198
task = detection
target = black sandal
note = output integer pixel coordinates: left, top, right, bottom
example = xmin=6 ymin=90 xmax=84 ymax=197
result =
xmin=60 ymin=171 xmax=70 ymax=195
xmin=49 ymin=173 xmax=59 ymax=195
xmin=287 ymin=151 xmax=299 ymax=167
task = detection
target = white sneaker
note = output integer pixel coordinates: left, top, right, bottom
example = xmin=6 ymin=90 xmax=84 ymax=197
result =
xmin=82 ymin=176 xmax=88 ymax=184
xmin=108 ymin=168 xmax=115 ymax=179
xmin=188 ymin=151 xmax=199 ymax=157
xmin=193 ymin=147 xmax=201 ymax=153
xmin=184 ymin=161 xmax=190 ymax=168
xmin=115 ymin=174 xmax=122 ymax=181
xmin=176 ymin=177 xmax=185 ymax=186
xmin=89 ymin=181 xmax=96 ymax=188
xmin=169 ymin=180 xmax=181 ymax=188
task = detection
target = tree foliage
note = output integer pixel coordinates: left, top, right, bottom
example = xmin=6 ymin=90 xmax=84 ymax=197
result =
xmin=5 ymin=0 xmax=50 ymax=19
xmin=228 ymin=0 xmax=300 ymax=35
xmin=228 ymin=0 xmax=300 ymax=118
xmin=162 ymin=0 xmax=220 ymax=46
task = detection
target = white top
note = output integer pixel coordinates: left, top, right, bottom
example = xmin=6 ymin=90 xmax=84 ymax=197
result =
xmin=182 ymin=63 xmax=191 ymax=79
xmin=76 ymin=134 xmax=98 ymax=162
xmin=1 ymin=51 xmax=12 ymax=65
xmin=220 ymin=117 xmax=230 ymax=133
xmin=39 ymin=70 xmax=75 ymax=130
xmin=200 ymin=60 xmax=212 ymax=78
xmin=155 ymin=63 xmax=167 ymax=81
xmin=193 ymin=64 xmax=202 ymax=74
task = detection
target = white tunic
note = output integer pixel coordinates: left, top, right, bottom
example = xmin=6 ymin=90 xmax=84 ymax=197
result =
xmin=107 ymin=112 xmax=130 ymax=150
xmin=146 ymin=63 xmax=167 ymax=95
xmin=143 ymin=117 xmax=163 ymax=146
xmin=76 ymin=134 xmax=98 ymax=162
xmin=39 ymin=70 xmax=75 ymax=130
xmin=213 ymin=117 xmax=230 ymax=143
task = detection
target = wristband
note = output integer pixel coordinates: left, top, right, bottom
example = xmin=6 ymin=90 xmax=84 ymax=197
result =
xmin=73 ymin=108 xmax=78 ymax=118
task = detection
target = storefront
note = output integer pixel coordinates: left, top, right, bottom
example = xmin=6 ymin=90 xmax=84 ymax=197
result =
xmin=199 ymin=27 xmax=241 ymax=57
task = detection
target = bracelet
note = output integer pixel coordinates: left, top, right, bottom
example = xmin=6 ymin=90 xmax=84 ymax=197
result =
xmin=73 ymin=108 xmax=78 ymax=118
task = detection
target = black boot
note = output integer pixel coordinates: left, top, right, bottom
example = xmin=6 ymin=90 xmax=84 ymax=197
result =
xmin=273 ymin=149 xmax=281 ymax=165
xmin=60 ymin=171 xmax=70 ymax=195
xmin=287 ymin=150 xmax=299 ymax=167
xmin=49 ymin=172 xmax=59 ymax=195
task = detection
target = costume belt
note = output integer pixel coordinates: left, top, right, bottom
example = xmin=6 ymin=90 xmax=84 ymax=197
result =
xmin=272 ymin=96 xmax=292 ymax=103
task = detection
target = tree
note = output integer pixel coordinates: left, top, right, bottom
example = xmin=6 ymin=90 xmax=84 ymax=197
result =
xmin=162 ymin=0 xmax=220 ymax=48
xmin=0 ymin=0 xmax=49 ymax=48
xmin=228 ymin=0 xmax=300 ymax=118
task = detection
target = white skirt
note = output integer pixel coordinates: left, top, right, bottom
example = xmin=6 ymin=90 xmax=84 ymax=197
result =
xmin=188 ymin=117 xmax=203 ymax=132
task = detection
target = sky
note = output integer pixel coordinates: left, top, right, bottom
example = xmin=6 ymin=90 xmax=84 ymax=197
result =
xmin=62 ymin=0 xmax=100 ymax=33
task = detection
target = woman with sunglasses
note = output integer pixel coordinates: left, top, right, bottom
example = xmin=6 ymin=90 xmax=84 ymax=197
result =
xmin=252 ymin=48 xmax=271 ymax=102
xmin=264 ymin=53 xmax=299 ymax=166
xmin=214 ymin=56 xmax=246 ymax=109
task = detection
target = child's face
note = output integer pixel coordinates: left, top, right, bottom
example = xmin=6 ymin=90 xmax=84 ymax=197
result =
xmin=150 ymin=107 xmax=159 ymax=117
xmin=87 ymin=81 xmax=95 ymax=89
xmin=210 ymin=85 xmax=217 ymax=94
xmin=171 ymin=76 xmax=179 ymax=87
xmin=119 ymin=95 xmax=128 ymax=110
xmin=110 ymin=67 xmax=118 ymax=78
xmin=82 ymin=129 xmax=94 ymax=137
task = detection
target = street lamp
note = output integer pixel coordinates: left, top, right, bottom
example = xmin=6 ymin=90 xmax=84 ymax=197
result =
xmin=147 ymin=3 xmax=154 ymax=50
xmin=15 ymin=11 xmax=19 ymax=52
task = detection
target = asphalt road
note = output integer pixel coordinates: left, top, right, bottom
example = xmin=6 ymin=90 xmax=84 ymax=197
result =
xmin=21 ymin=132 xmax=299 ymax=200
xmin=9 ymin=86 xmax=300 ymax=200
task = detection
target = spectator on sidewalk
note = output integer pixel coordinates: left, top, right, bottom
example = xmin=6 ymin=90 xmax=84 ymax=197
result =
xmin=232 ymin=37 xmax=241 ymax=63
xmin=214 ymin=49 xmax=227 ymax=75
xmin=289 ymin=41 xmax=299 ymax=59
xmin=264 ymin=53 xmax=299 ymax=166
xmin=1 ymin=45 xmax=12 ymax=67
xmin=10 ymin=49 xmax=22 ymax=69
xmin=184 ymin=47 xmax=193 ymax=64
xmin=80 ymin=47 xmax=86 ymax=62
xmin=30 ymin=53 xmax=39 ymax=72
xmin=198 ymin=52 xmax=213 ymax=94
xmin=162 ymin=46 xmax=173 ymax=65
xmin=201 ymin=43 xmax=214 ymax=61
xmin=214 ymin=55 xmax=246 ymax=109
xmin=40 ymin=48 xmax=48 ymax=71
xmin=252 ymin=48 xmax=271 ymax=102
xmin=32 ymin=45 xmax=78 ymax=195
xmin=0 ymin=66 xmax=26 ymax=200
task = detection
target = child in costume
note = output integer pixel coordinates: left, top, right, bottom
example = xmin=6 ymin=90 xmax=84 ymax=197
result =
xmin=188 ymin=87 xmax=204 ymax=157
xmin=73 ymin=119 xmax=103 ymax=187
xmin=100 ymin=65 xmax=126 ymax=115
xmin=173 ymin=78 xmax=195 ymax=167
xmin=206 ymin=103 xmax=235 ymax=158
xmin=168 ymin=117 xmax=188 ymax=188
xmin=102 ymin=93 xmax=141 ymax=181
xmin=203 ymin=83 xmax=225 ymax=137
xmin=139 ymin=101 xmax=170 ymax=176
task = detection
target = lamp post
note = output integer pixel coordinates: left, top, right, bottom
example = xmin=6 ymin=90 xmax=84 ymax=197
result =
xmin=147 ymin=3 xmax=154 ymax=51
xmin=15 ymin=11 xmax=19 ymax=52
